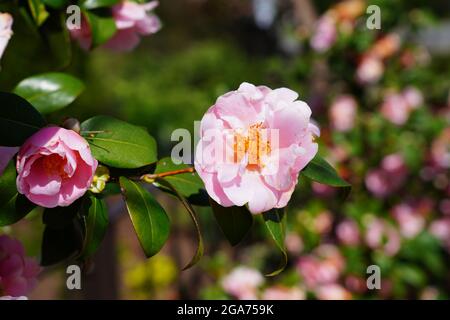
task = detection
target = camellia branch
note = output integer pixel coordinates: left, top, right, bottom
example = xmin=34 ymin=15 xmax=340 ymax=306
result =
xmin=141 ymin=167 xmax=195 ymax=183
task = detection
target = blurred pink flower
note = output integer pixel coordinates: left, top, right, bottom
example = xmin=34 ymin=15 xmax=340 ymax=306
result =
xmin=380 ymin=93 xmax=410 ymax=125
xmin=365 ymin=218 xmax=401 ymax=256
xmin=0 ymin=13 xmax=13 ymax=61
xmin=69 ymin=15 xmax=91 ymax=51
xmin=312 ymin=182 xmax=336 ymax=197
xmin=221 ymin=266 xmax=264 ymax=300
xmin=0 ymin=295 xmax=27 ymax=300
xmin=336 ymin=219 xmax=360 ymax=245
xmin=194 ymin=82 xmax=319 ymax=214
xmin=402 ymin=86 xmax=424 ymax=109
xmin=391 ymin=203 xmax=425 ymax=238
xmin=429 ymin=218 xmax=450 ymax=244
xmin=370 ymin=33 xmax=401 ymax=60
xmin=70 ymin=1 xmax=161 ymax=51
xmin=310 ymin=15 xmax=337 ymax=53
xmin=262 ymin=286 xmax=305 ymax=300
xmin=431 ymin=128 xmax=450 ymax=169
xmin=314 ymin=211 xmax=333 ymax=235
xmin=356 ymin=55 xmax=384 ymax=84
xmin=315 ymin=284 xmax=352 ymax=300
xmin=0 ymin=146 xmax=18 ymax=176
xmin=365 ymin=153 xmax=407 ymax=198
xmin=285 ymin=233 xmax=303 ymax=254
xmin=0 ymin=235 xmax=40 ymax=297
xmin=329 ymin=95 xmax=358 ymax=132
xmin=345 ymin=275 xmax=366 ymax=294
xmin=297 ymin=245 xmax=345 ymax=288
xmin=104 ymin=1 xmax=161 ymax=52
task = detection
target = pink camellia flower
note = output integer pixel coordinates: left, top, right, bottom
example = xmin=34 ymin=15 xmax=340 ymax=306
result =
xmin=336 ymin=219 xmax=360 ymax=245
xmin=310 ymin=15 xmax=337 ymax=53
xmin=0 ymin=235 xmax=40 ymax=297
xmin=194 ymin=82 xmax=319 ymax=214
xmin=221 ymin=266 xmax=264 ymax=300
xmin=262 ymin=286 xmax=305 ymax=300
xmin=16 ymin=127 xmax=98 ymax=208
xmin=391 ymin=203 xmax=425 ymax=239
xmin=365 ymin=153 xmax=407 ymax=198
xmin=0 ymin=13 xmax=13 ymax=61
xmin=356 ymin=55 xmax=384 ymax=84
xmin=365 ymin=217 xmax=401 ymax=256
xmin=70 ymin=1 xmax=161 ymax=52
xmin=329 ymin=95 xmax=358 ymax=132
xmin=0 ymin=146 xmax=19 ymax=176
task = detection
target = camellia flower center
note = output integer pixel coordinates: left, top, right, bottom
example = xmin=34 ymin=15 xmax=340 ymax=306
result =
xmin=42 ymin=154 xmax=69 ymax=179
xmin=233 ymin=123 xmax=271 ymax=171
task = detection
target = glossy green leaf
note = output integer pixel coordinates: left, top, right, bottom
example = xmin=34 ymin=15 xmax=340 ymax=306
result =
xmin=153 ymin=157 xmax=205 ymax=198
xmin=82 ymin=0 xmax=120 ymax=9
xmin=156 ymin=178 xmax=204 ymax=270
xmin=41 ymin=219 xmax=85 ymax=266
xmin=0 ymin=161 xmax=35 ymax=226
xmin=81 ymin=116 xmax=157 ymax=169
xmin=80 ymin=195 xmax=109 ymax=259
xmin=14 ymin=73 xmax=85 ymax=114
xmin=0 ymin=92 xmax=46 ymax=147
xmin=262 ymin=209 xmax=287 ymax=276
xmin=28 ymin=0 xmax=49 ymax=26
xmin=301 ymin=155 xmax=351 ymax=198
xmin=84 ymin=11 xmax=117 ymax=47
xmin=210 ymin=198 xmax=253 ymax=246
xmin=120 ymin=177 xmax=170 ymax=258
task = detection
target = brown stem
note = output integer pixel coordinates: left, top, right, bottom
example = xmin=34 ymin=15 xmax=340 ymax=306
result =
xmin=141 ymin=167 xmax=195 ymax=182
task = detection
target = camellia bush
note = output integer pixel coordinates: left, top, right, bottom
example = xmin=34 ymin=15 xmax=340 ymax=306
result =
xmin=0 ymin=0 xmax=351 ymax=298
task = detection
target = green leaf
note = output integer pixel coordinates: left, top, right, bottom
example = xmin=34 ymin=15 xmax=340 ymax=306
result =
xmin=84 ymin=11 xmax=117 ymax=48
xmin=0 ymin=195 xmax=36 ymax=227
xmin=41 ymin=219 xmax=84 ymax=266
xmin=153 ymin=157 xmax=205 ymax=198
xmin=0 ymin=161 xmax=17 ymax=207
xmin=81 ymin=116 xmax=158 ymax=169
xmin=301 ymin=155 xmax=351 ymax=197
xmin=0 ymin=92 xmax=46 ymax=147
xmin=28 ymin=0 xmax=49 ymax=26
xmin=82 ymin=0 xmax=120 ymax=9
xmin=119 ymin=177 xmax=170 ymax=258
xmin=262 ymin=209 xmax=287 ymax=276
xmin=80 ymin=195 xmax=109 ymax=259
xmin=42 ymin=200 xmax=82 ymax=228
xmin=0 ymin=161 xmax=35 ymax=226
xmin=14 ymin=73 xmax=85 ymax=114
xmin=210 ymin=198 xmax=253 ymax=246
xmin=156 ymin=178 xmax=204 ymax=270
xmin=42 ymin=0 xmax=68 ymax=8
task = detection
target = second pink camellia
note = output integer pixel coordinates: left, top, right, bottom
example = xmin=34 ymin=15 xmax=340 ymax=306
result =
xmin=194 ymin=82 xmax=319 ymax=214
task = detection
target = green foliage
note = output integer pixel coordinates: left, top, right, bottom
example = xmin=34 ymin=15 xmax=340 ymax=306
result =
xmin=14 ymin=73 xmax=85 ymax=114
xmin=120 ymin=177 xmax=170 ymax=258
xmin=81 ymin=116 xmax=158 ymax=169
xmin=210 ymin=199 xmax=253 ymax=246
xmin=0 ymin=92 xmax=46 ymax=146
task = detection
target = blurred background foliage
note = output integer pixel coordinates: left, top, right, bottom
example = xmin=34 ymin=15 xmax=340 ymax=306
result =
xmin=1 ymin=0 xmax=449 ymax=299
